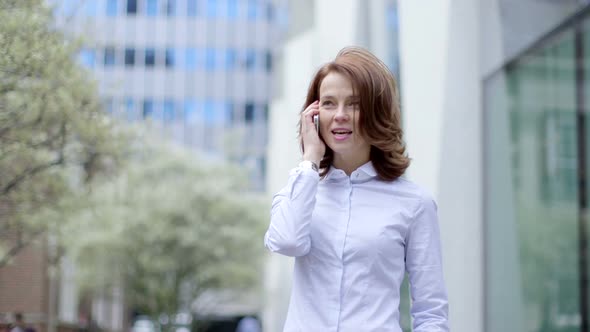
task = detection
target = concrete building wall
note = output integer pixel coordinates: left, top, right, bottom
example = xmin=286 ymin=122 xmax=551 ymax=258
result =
xmin=398 ymin=1 xmax=587 ymax=331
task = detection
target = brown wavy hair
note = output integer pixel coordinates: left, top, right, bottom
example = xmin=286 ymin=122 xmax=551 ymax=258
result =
xmin=299 ymin=46 xmax=410 ymax=181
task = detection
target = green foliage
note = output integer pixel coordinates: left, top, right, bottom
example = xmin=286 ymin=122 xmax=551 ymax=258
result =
xmin=0 ymin=0 xmax=124 ymax=266
xmin=0 ymin=0 xmax=266 ymax=319
xmin=63 ymin=140 xmax=268 ymax=317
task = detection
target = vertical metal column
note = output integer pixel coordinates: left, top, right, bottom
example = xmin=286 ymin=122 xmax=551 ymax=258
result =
xmin=576 ymin=22 xmax=589 ymax=332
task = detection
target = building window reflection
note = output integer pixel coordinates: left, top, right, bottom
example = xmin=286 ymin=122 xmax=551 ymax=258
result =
xmin=146 ymin=0 xmax=158 ymax=16
xmin=126 ymin=0 xmax=137 ymax=15
xmin=185 ymin=48 xmax=198 ymax=70
xmin=206 ymin=48 xmax=216 ymax=71
xmin=247 ymin=0 xmax=258 ymax=20
xmin=187 ymin=0 xmax=198 ymax=16
xmin=228 ymin=0 xmax=238 ymax=18
xmin=79 ymin=49 xmax=96 ymax=68
xmin=104 ymin=47 xmax=116 ymax=66
xmin=124 ymin=48 xmax=135 ymax=67
xmin=143 ymin=99 xmax=154 ymax=118
xmin=167 ymin=0 xmax=177 ymax=16
xmin=145 ymin=48 xmax=156 ymax=67
xmin=106 ymin=0 xmax=118 ymax=16
xmin=207 ymin=0 xmax=217 ymax=17
xmin=484 ymin=21 xmax=587 ymax=331
xmin=165 ymin=48 xmax=176 ymax=68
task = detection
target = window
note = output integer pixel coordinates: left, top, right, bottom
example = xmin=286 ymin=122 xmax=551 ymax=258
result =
xmin=185 ymin=48 xmax=198 ymax=70
xmin=225 ymin=49 xmax=236 ymax=69
xmin=225 ymin=102 xmax=234 ymax=126
xmin=245 ymin=102 xmax=255 ymax=123
xmin=262 ymin=103 xmax=268 ymax=121
xmin=125 ymin=97 xmax=135 ymax=121
xmin=165 ymin=48 xmax=176 ymax=68
xmin=104 ymin=98 xmax=115 ymax=114
xmin=245 ymin=49 xmax=256 ymax=70
xmin=187 ymin=0 xmax=198 ymax=16
xmin=206 ymin=48 xmax=216 ymax=71
xmin=167 ymin=0 xmax=176 ymax=16
xmin=247 ymin=0 xmax=258 ymax=20
xmin=204 ymin=100 xmax=216 ymax=124
xmin=163 ymin=99 xmax=175 ymax=121
xmin=484 ymin=27 xmax=582 ymax=331
xmin=104 ymin=47 xmax=116 ymax=67
xmin=146 ymin=0 xmax=157 ymax=16
xmin=265 ymin=50 xmax=272 ymax=72
xmin=79 ymin=49 xmax=95 ymax=68
xmin=126 ymin=0 xmax=137 ymax=14
xmin=124 ymin=48 xmax=135 ymax=66
xmin=184 ymin=99 xmax=198 ymax=123
xmin=59 ymin=0 xmax=77 ymax=17
xmin=206 ymin=0 xmax=217 ymax=17
xmin=143 ymin=99 xmax=154 ymax=118
xmin=227 ymin=0 xmax=238 ymax=18
xmin=266 ymin=2 xmax=274 ymax=21
xmin=83 ymin=0 xmax=98 ymax=16
xmin=203 ymin=100 xmax=227 ymax=125
xmin=145 ymin=48 xmax=156 ymax=67
xmin=106 ymin=0 xmax=117 ymax=16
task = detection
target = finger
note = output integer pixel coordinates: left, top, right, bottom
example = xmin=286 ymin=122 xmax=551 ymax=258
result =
xmin=303 ymin=101 xmax=319 ymax=114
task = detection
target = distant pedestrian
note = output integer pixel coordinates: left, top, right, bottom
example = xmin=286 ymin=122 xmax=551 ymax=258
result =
xmin=10 ymin=313 xmax=25 ymax=332
xmin=235 ymin=316 xmax=261 ymax=332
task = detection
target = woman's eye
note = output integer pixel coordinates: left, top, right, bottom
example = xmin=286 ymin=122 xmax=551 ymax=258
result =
xmin=321 ymin=101 xmax=333 ymax=106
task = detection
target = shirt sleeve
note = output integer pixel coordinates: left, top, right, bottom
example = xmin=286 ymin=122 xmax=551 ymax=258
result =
xmin=264 ymin=167 xmax=319 ymax=257
xmin=405 ymin=194 xmax=450 ymax=331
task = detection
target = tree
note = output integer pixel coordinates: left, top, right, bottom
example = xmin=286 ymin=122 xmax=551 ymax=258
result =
xmin=62 ymin=139 xmax=267 ymax=323
xmin=0 ymin=0 xmax=123 ymax=267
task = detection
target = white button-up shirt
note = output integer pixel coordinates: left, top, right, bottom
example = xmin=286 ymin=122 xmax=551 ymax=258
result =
xmin=265 ymin=162 xmax=449 ymax=332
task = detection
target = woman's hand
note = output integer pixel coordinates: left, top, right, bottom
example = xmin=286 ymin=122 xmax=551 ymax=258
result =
xmin=301 ymin=100 xmax=325 ymax=166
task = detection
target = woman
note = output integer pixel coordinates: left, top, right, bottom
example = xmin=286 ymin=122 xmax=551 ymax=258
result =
xmin=264 ymin=46 xmax=449 ymax=332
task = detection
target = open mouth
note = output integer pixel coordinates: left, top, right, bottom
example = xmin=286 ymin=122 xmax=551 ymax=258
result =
xmin=332 ymin=130 xmax=353 ymax=140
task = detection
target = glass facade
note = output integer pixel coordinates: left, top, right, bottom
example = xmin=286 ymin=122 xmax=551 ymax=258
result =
xmin=62 ymin=0 xmax=282 ymax=191
xmin=485 ymin=10 xmax=589 ymax=332
xmin=106 ymin=0 xmax=117 ymax=16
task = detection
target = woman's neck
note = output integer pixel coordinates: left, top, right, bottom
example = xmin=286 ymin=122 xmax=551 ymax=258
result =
xmin=332 ymin=153 xmax=370 ymax=176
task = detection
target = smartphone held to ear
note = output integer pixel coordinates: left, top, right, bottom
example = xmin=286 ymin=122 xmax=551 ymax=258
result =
xmin=313 ymin=114 xmax=319 ymax=133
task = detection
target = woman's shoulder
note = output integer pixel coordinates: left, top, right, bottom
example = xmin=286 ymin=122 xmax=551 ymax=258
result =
xmin=387 ymin=177 xmax=436 ymax=205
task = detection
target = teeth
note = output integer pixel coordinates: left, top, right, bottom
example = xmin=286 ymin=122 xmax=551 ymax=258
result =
xmin=333 ymin=131 xmax=352 ymax=134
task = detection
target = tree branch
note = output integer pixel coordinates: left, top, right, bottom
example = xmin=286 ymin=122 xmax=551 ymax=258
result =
xmin=0 ymin=228 xmax=45 ymax=268
xmin=1 ymin=120 xmax=66 ymax=195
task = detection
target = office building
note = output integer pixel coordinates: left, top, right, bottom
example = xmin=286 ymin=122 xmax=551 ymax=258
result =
xmin=399 ymin=1 xmax=589 ymax=331
xmin=56 ymin=0 xmax=282 ymax=191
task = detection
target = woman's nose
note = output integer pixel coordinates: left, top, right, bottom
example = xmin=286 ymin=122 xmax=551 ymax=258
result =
xmin=334 ymin=106 xmax=350 ymax=121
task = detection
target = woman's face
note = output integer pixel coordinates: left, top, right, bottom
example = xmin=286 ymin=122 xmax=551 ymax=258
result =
xmin=318 ymin=72 xmax=371 ymax=165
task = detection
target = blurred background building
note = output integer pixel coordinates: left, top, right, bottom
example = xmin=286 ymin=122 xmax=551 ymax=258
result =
xmin=55 ymin=0 xmax=283 ymax=328
xmin=55 ymin=0 xmax=282 ymax=192
xmin=264 ymin=0 xmax=590 ymax=332
xmin=5 ymin=0 xmax=590 ymax=331
xmin=1 ymin=0 xmax=283 ymax=331
xmin=399 ymin=0 xmax=590 ymax=331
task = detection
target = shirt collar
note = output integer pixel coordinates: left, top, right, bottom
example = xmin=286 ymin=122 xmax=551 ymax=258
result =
xmin=324 ymin=161 xmax=377 ymax=181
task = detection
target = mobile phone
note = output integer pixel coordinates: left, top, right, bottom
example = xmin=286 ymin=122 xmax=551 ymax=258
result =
xmin=313 ymin=114 xmax=319 ymax=133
